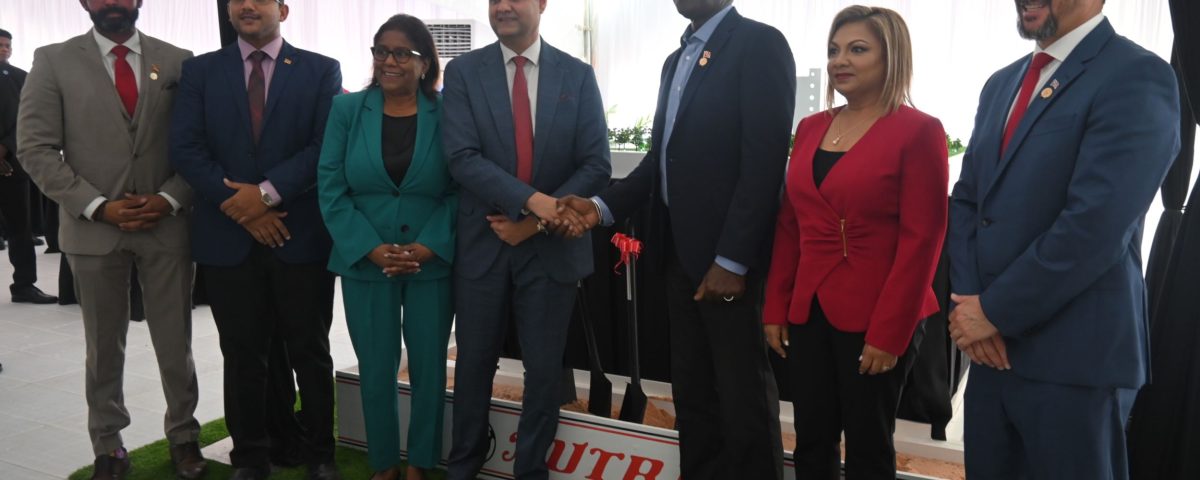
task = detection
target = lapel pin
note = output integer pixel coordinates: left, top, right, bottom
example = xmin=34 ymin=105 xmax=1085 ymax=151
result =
xmin=1050 ymin=79 xmax=1059 ymax=89
xmin=699 ymin=50 xmax=711 ymax=67
xmin=149 ymin=64 xmax=160 ymax=81
xmin=1040 ymin=87 xmax=1053 ymax=99
xmin=284 ymin=58 xmax=293 ymax=65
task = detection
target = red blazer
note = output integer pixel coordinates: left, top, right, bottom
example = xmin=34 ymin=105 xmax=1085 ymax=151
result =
xmin=763 ymin=105 xmax=948 ymax=356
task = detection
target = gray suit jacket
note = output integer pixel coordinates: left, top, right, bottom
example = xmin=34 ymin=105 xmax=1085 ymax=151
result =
xmin=17 ymin=30 xmax=193 ymax=256
xmin=441 ymin=40 xmax=611 ymax=283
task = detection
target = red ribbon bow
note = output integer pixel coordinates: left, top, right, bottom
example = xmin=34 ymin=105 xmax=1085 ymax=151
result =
xmin=610 ymin=233 xmax=643 ymax=274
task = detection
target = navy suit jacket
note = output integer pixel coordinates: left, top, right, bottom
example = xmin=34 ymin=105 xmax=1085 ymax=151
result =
xmin=441 ymin=40 xmax=610 ymax=283
xmin=170 ymin=41 xmax=342 ymax=266
xmin=598 ymin=9 xmax=796 ymax=285
xmin=949 ymin=19 xmax=1180 ymax=389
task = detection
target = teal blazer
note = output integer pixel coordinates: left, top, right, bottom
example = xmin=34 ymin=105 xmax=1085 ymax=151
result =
xmin=318 ymin=89 xmax=456 ymax=281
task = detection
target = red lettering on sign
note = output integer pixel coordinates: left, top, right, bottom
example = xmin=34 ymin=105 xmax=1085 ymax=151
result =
xmin=622 ymin=455 xmax=665 ymax=480
xmin=546 ymin=441 xmax=589 ymax=473
xmin=586 ymin=447 xmax=626 ymax=479
xmin=501 ymin=432 xmax=518 ymax=462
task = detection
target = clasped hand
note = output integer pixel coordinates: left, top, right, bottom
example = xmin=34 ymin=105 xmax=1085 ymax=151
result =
xmin=221 ymin=178 xmax=291 ymax=248
xmin=99 ymin=193 xmax=172 ymax=232
xmin=948 ymin=293 xmax=1011 ymax=371
xmin=368 ymin=243 xmax=433 ymax=277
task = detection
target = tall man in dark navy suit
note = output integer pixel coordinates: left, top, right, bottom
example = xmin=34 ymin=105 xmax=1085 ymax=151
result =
xmin=560 ymin=0 xmax=794 ymax=478
xmin=948 ymin=1 xmax=1180 ymax=478
xmin=169 ymin=1 xmax=342 ymax=478
xmin=440 ymin=0 xmax=611 ymax=478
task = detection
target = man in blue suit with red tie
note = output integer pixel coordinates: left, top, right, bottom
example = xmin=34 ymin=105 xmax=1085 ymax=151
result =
xmin=440 ymin=0 xmax=611 ymax=478
xmin=948 ymin=1 xmax=1180 ymax=478
xmin=169 ymin=0 xmax=342 ymax=479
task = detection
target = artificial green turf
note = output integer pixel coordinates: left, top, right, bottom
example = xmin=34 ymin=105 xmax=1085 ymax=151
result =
xmin=67 ymin=417 xmax=443 ymax=479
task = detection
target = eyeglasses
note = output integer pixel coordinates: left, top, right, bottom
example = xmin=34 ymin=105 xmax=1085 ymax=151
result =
xmin=371 ymin=46 xmax=422 ymax=63
xmin=229 ymin=0 xmax=283 ymax=6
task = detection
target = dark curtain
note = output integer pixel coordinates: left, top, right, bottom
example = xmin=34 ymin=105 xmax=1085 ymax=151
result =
xmin=1128 ymin=0 xmax=1200 ymax=478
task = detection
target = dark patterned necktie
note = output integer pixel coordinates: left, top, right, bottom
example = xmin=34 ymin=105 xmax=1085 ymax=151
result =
xmin=248 ymin=50 xmax=267 ymax=143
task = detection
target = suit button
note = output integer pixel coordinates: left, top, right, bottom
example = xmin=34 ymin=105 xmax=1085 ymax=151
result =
xmin=391 ymin=191 xmax=399 ymax=197
xmin=981 ymin=218 xmax=992 ymax=227
xmin=400 ymin=225 xmax=410 ymax=233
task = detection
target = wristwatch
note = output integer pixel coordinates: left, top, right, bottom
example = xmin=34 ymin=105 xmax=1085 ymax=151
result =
xmin=259 ymin=185 xmax=274 ymax=207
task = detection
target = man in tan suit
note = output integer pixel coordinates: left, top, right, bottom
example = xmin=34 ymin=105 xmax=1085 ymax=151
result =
xmin=17 ymin=1 xmax=205 ymax=478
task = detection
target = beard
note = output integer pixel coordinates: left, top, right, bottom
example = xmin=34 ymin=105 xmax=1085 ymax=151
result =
xmin=90 ymin=5 xmax=139 ymax=35
xmin=1016 ymin=0 xmax=1059 ymax=41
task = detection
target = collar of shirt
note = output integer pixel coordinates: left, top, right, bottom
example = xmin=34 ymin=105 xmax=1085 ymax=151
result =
xmin=1035 ymin=12 xmax=1105 ymax=63
xmin=679 ymin=4 xmax=734 ymax=48
xmin=92 ymin=28 xmax=142 ymax=57
xmin=238 ymin=36 xmax=284 ymax=62
xmin=500 ymin=36 xmax=542 ymax=66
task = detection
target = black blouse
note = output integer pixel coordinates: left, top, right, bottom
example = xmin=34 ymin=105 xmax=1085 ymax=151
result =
xmin=382 ymin=114 xmax=418 ymax=186
xmin=813 ymin=148 xmax=845 ymax=189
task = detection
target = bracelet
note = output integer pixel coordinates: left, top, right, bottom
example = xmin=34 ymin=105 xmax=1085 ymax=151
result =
xmin=589 ymin=198 xmax=604 ymax=222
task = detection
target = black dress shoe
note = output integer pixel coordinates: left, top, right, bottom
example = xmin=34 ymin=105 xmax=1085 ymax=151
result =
xmin=90 ymin=448 xmax=131 ymax=479
xmin=308 ymin=462 xmax=342 ymax=480
xmin=168 ymin=441 xmax=207 ymax=479
xmin=32 ymin=236 xmax=45 ymax=246
xmin=229 ymin=467 xmax=268 ymax=480
xmin=11 ymin=285 xmax=58 ymax=304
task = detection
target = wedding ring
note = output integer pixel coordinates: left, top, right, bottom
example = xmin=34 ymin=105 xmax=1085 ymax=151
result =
xmin=723 ymin=296 xmax=735 ymax=302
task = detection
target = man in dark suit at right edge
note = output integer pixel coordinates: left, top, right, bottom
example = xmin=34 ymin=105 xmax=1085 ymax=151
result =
xmin=948 ymin=0 xmax=1179 ymax=478
xmin=560 ymin=0 xmax=795 ymax=477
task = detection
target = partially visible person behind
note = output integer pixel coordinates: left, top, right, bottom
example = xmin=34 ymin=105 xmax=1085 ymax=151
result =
xmin=761 ymin=6 xmax=948 ymax=479
xmin=948 ymin=1 xmax=1179 ymax=478
xmin=169 ymin=0 xmax=343 ymax=478
xmin=318 ymin=13 xmax=456 ymax=480
xmin=16 ymin=1 xmax=205 ymax=478
xmin=0 ymin=28 xmax=57 ymax=305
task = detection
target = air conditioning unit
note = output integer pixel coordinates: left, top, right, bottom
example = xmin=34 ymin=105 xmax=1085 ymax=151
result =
xmin=427 ymin=19 xmax=492 ymax=66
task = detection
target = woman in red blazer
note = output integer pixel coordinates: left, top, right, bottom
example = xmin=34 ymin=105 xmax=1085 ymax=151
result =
xmin=763 ymin=6 xmax=948 ymax=479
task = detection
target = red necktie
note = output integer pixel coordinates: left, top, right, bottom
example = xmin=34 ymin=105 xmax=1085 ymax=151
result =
xmin=512 ymin=56 xmax=534 ymax=184
xmin=1001 ymin=52 xmax=1054 ymax=154
xmin=111 ymin=45 xmax=137 ymax=117
xmin=247 ymin=50 xmax=267 ymax=144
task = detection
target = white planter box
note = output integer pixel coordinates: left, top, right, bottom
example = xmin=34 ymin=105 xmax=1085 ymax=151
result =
xmin=336 ymin=352 xmax=954 ymax=479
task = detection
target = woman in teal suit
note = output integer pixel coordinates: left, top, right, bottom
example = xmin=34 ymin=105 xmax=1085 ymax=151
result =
xmin=317 ymin=14 xmax=455 ymax=480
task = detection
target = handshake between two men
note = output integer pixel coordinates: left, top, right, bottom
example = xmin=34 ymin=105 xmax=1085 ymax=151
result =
xmin=500 ymin=192 xmax=746 ymax=304
xmin=487 ymin=192 xmax=600 ymax=246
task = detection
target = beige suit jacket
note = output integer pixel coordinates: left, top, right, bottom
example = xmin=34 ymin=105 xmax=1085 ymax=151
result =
xmin=17 ymin=30 xmax=193 ymax=256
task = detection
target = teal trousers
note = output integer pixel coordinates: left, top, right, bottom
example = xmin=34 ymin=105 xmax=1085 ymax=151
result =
xmin=342 ymin=277 xmax=453 ymax=470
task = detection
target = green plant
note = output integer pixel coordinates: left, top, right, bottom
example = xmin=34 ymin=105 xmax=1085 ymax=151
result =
xmin=947 ymin=135 xmax=966 ymax=157
xmin=608 ymin=116 xmax=652 ymax=152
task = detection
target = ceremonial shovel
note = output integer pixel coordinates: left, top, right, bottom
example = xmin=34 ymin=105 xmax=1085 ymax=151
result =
xmin=615 ymin=229 xmax=648 ymax=423
xmin=575 ymin=281 xmax=614 ymax=417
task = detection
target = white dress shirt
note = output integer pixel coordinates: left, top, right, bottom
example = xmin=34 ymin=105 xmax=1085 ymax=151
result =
xmin=500 ymin=38 xmax=541 ymax=132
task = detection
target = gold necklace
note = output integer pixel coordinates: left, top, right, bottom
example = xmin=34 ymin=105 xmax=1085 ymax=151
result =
xmin=831 ymin=111 xmax=876 ymax=145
